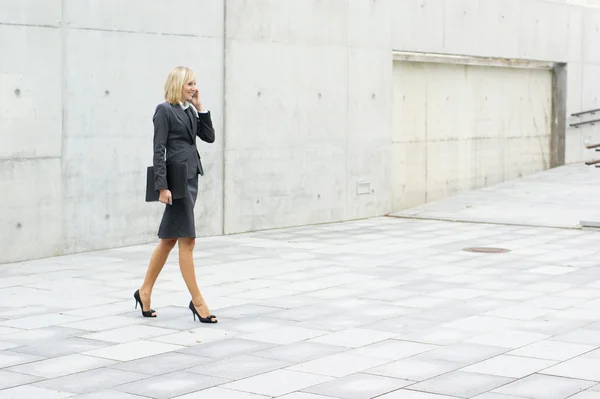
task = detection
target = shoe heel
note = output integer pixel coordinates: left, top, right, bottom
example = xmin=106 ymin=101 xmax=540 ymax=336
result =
xmin=189 ymin=300 xmax=217 ymax=324
xmin=133 ymin=289 xmax=156 ymax=318
xmin=189 ymin=301 xmax=196 ymax=321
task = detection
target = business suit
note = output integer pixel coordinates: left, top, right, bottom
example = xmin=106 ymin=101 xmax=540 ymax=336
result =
xmin=152 ymin=102 xmax=215 ymax=238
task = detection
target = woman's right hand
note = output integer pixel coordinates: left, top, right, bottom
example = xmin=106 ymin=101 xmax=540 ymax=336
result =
xmin=159 ymin=189 xmax=172 ymax=205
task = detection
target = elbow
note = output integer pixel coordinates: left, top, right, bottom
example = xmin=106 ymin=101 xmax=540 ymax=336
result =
xmin=202 ymin=128 xmax=216 ymax=143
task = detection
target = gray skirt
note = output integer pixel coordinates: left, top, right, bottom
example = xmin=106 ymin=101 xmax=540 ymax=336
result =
xmin=158 ymin=176 xmax=198 ymax=239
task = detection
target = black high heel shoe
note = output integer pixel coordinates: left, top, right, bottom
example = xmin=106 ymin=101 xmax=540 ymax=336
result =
xmin=133 ymin=290 xmax=157 ymax=318
xmin=189 ymin=301 xmax=218 ymax=323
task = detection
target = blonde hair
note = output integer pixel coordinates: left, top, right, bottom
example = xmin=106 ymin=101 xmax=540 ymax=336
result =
xmin=164 ymin=66 xmax=196 ymax=104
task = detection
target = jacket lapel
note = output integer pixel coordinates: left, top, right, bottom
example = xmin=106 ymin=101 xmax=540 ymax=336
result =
xmin=171 ymin=104 xmax=194 ymax=141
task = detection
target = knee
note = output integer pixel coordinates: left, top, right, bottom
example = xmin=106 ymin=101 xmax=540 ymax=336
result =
xmin=178 ymin=238 xmax=195 ymax=251
xmin=160 ymin=238 xmax=177 ymax=250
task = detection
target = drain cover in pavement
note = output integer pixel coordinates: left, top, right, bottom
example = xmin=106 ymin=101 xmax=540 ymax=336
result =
xmin=463 ymin=247 xmax=510 ymax=254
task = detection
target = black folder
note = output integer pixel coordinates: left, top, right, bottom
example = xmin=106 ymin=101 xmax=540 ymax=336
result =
xmin=145 ymin=163 xmax=188 ymax=202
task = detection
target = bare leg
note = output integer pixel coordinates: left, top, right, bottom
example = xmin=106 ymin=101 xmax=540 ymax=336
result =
xmin=178 ymin=237 xmax=216 ymax=321
xmin=139 ymin=238 xmax=177 ymax=316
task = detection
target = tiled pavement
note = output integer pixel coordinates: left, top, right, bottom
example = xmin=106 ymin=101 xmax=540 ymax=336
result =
xmin=3 ymin=200 xmax=600 ymax=397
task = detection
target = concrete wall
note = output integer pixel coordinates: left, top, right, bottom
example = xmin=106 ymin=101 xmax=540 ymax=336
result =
xmin=1 ymin=0 xmax=600 ymax=263
xmin=0 ymin=0 xmax=225 ymax=262
xmin=391 ymin=61 xmax=552 ymax=211
xmin=222 ymin=0 xmax=392 ymax=234
xmin=391 ymin=0 xmax=600 ymax=163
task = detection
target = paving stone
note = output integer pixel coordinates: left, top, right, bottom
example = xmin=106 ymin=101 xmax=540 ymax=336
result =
xmin=302 ymin=372 xmax=412 ymax=399
xmin=493 ymin=374 xmax=595 ymax=399
xmin=542 ymin=356 xmax=600 ymax=381
xmin=348 ymin=339 xmax=439 ymax=360
xmin=66 ymin=392 xmax=150 ymax=399
xmin=186 ymin=355 xmax=290 ymax=380
xmin=287 ymin=352 xmax=390 ymax=378
xmin=417 ymin=343 xmax=509 ymax=366
xmin=508 ymin=340 xmax=597 ymax=361
xmin=252 ymin=341 xmax=347 ymax=363
xmin=114 ymin=371 xmax=228 ymax=399
xmin=82 ymin=341 xmax=183 ymax=362
xmin=178 ymin=337 xmax=276 ymax=359
xmin=365 ymin=357 xmax=462 ymax=381
xmin=7 ymin=354 xmax=116 ymax=379
xmin=0 ymin=386 xmax=74 ymax=399
xmin=0 ymin=370 xmax=43 ymax=390
xmin=408 ymin=370 xmax=514 ymax=398
xmin=173 ymin=389 xmax=270 ymax=399
xmin=11 ymin=337 xmax=112 ymax=358
xmin=33 ymin=367 xmax=147 ymax=394
xmin=0 ymin=350 xmax=44 ymax=368
xmin=108 ymin=351 xmax=213 ymax=375
xmin=461 ymin=355 xmax=557 ymax=378
xmin=220 ymin=369 xmax=332 ymax=397
xmin=240 ymin=326 xmax=329 ymax=345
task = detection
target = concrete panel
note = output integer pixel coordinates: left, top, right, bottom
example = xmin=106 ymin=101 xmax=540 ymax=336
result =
xmin=346 ymin=47 xmax=392 ymax=219
xmin=223 ymin=34 xmax=349 ymax=233
xmin=224 ymin=144 xmax=347 ymax=233
xmin=394 ymin=0 xmax=576 ymax=61
xmin=0 ymin=0 xmax=61 ymax=26
xmin=566 ymin=62 xmax=583 ymax=116
xmin=391 ymin=0 xmax=445 ymax=53
xmin=582 ymin=7 xmax=600 ymax=63
xmin=347 ymin=48 xmax=392 ymax=141
xmin=391 ymin=141 xmax=427 ymax=210
xmin=392 ymin=62 xmax=427 ymax=144
xmin=557 ymin=0 xmax=600 ymax=6
xmin=505 ymin=135 xmax=552 ymax=177
xmin=346 ymin=139 xmax=391 ymax=219
xmin=466 ymin=138 xmax=506 ymax=187
xmin=568 ymin=6 xmax=584 ymax=62
xmin=225 ymin=40 xmax=348 ymax=149
xmin=0 ymin=158 xmax=63 ymax=262
xmin=64 ymin=0 xmax=224 ymax=37
xmin=62 ymin=29 xmax=224 ymax=252
xmin=349 ymin=0 xmax=391 ymax=48
xmin=565 ymin=129 xmax=583 ymax=163
xmin=226 ymin=0 xmax=348 ymax=46
xmin=519 ymin=70 xmax=553 ymax=136
xmin=425 ymin=139 xmax=469 ymax=203
xmin=519 ymin=0 xmax=571 ymax=61
xmin=581 ymin=62 xmax=600 ymax=110
xmin=0 ymin=25 xmax=62 ymax=159
xmin=443 ymin=0 xmax=521 ymax=59
xmin=421 ymin=64 xmax=471 ymax=142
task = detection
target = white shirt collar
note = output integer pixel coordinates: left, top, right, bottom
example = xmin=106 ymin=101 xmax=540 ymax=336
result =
xmin=179 ymin=101 xmax=198 ymax=117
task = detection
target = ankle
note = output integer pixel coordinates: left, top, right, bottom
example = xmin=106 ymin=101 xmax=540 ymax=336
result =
xmin=192 ymin=299 xmax=205 ymax=308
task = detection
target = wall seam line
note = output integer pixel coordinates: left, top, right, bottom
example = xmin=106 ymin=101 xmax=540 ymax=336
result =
xmin=345 ymin=1 xmax=350 ymax=220
xmin=60 ymin=0 xmax=67 ymax=256
xmin=221 ymin=0 xmax=227 ymax=236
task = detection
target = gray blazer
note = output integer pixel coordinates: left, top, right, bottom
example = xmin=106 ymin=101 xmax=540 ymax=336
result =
xmin=152 ymin=102 xmax=215 ymax=191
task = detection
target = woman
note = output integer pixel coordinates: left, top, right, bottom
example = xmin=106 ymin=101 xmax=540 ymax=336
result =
xmin=134 ymin=66 xmax=217 ymax=323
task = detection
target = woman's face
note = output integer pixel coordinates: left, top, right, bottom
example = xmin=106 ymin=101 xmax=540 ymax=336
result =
xmin=181 ymin=80 xmax=197 ymax=102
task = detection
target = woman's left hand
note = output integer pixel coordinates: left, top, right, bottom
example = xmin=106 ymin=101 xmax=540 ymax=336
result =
xmin=192 ymin=90 xmax=203 ymax=112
